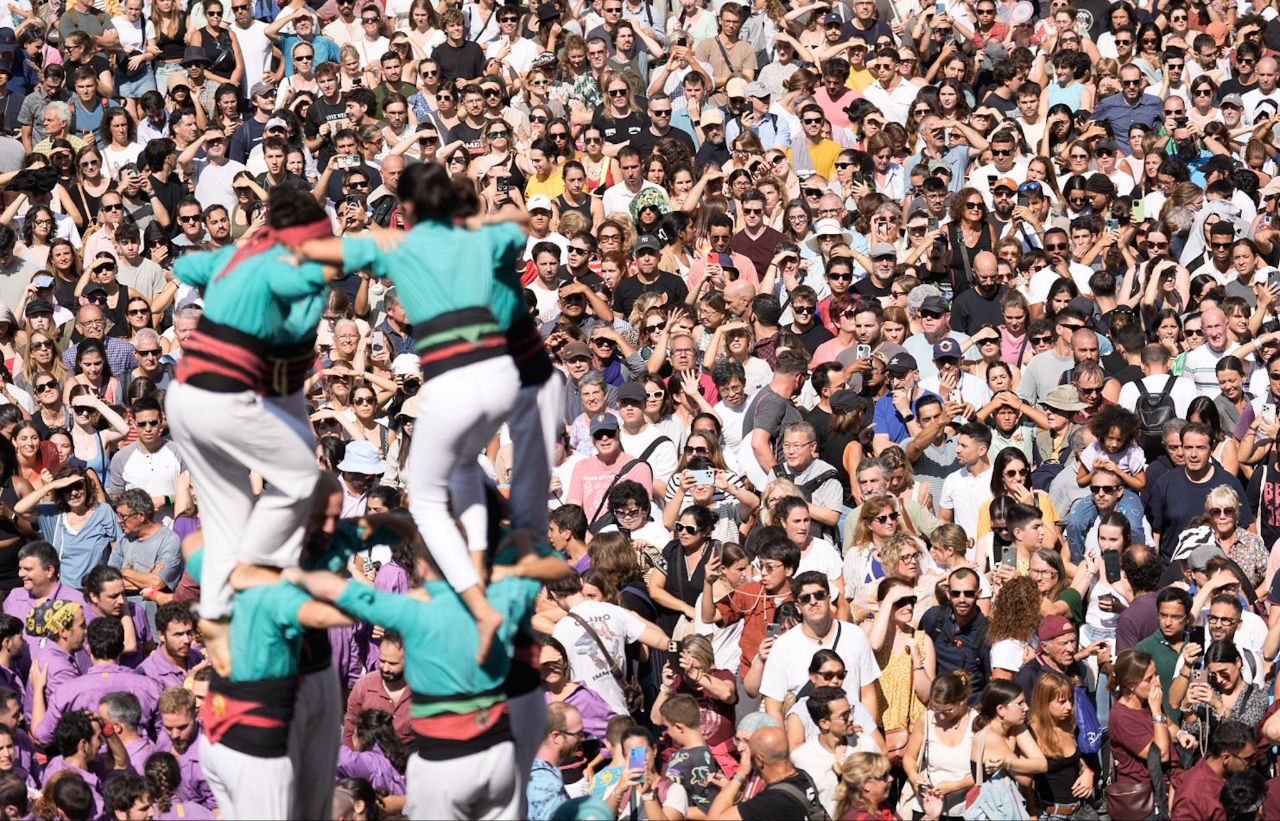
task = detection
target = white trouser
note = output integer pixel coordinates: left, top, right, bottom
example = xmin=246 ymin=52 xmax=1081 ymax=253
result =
xmin=166 ymin=383 xmax=319 ymax=620
xmin=405 ymin=742 xmax=519 ymax=820
xmin=289 ymin=665 xmax=341 ymax=820
xmin=200 ymin=734 xmax=293 ymax=820
xmin=407 ymin=356 xmax=519 ymax=594
xmin=507 ymin=373 xmax=566 ymax=536
xmin=509 ymin=688 xmax=548 ymax=817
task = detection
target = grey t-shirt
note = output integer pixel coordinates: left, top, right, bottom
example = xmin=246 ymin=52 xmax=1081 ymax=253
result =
xmin=109 ymin=526 xmax=183 ymax=591
xmin=741 ymin=386 xmax=803 ymax=463
xmin=1017 ymin=349 xmax=1074 ymax=406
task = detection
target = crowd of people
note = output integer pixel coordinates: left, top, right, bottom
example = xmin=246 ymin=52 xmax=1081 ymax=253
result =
xmin=7 ymin=0 xmax=1280 ymax=817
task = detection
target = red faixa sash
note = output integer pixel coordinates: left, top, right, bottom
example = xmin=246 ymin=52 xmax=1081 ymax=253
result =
xmin=214 ymin=217 xmax=334 ymax=282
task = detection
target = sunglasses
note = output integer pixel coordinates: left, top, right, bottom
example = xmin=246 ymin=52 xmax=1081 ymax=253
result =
xmin=135 ymin=419 xmax=162 ymax=429
xmin=797 ymin=589 xmax=829 ymax=604
xmin=873 ymin=511 xmax=901 ymax=524
xmin=1031 ymin=334 xmax=1052 ymax=344
xmin=136 ymin=347 xmax=161 ymax=357
xmin=34 ymin=381 xmax=56 ymax=392
xmin=1089 ymin=484 xmax=1120 ymax=494
xmin=674 ymin=523 xmax=702 ymax=535
xmin=948 ymin=588 xmax=978 ymax=599
xmin=1210 ymin=507 xmax=1238 ymax=517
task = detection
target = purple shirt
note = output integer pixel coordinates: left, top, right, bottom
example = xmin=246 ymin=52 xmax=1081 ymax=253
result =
xmin=329 ymin=624 xmax=364 ymax=690
xmin=155 ymin=800 xmax=217 ymax=820
xmin=557 ymin=684 xmax=617 ymax=742
xmin=3 ymin=583 xmax=85 ymax=634
xmin=126 ymin=737 xmax=156 ymax=775
xmin=41 ymin=756 xmax=119 ymax=815
xmin=0 ymin=663 xmax=23 ymax=696
xmin=155 ymin=730 xmax=217 ymax=810
xmin=336 ymin=745 xmax=406 ymax=794
xmin=85 ymin=603 xmax=154 ymax=669
xmin=25 ymin=641 xmax=86 ymax=718
xmin=136 ymin=647 xmax=204 ymax=690
xmin=34 ymin=663 xmax=164 ymax=745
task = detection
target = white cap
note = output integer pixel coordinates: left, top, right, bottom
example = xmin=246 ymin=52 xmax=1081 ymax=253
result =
xmin=527 ymin=194 xmax=553 ymax=212
xmin=391 ymin=353 xmax=421 ymax=377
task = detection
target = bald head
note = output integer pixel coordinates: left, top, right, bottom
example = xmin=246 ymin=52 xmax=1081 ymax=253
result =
xmin=76 ymin=304 xmax=106 ymax=338
xmin=1201 ymin=305 xmax=1228 ymax=348
xmin=749 ymin=726 xmax=790 ymax=764
xmin=1260 ymin=57 xmax=1278 ymax=92
xmin=974 ymin=251 xmax=998 ymax=276
xmin=725 ymin=280 xmax=757 ymax=316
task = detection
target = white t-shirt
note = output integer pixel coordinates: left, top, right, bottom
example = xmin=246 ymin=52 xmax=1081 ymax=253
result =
xmin=1117 ymin=373 xmax=1199 ymax=418
xmin=620 ymin=425 xmax=679 ymax=484
xmin=791 ymin=740 xmax=857 ymax=819
xmin=232 ymin=20 xmax=274 ymax=99
xmin=798 ymin=537 xmax=843 ymax=590
xmin=1027 ymin=262 xmax=1097 ymax=301
xmin=1183 ymin=343 xmax=1238 ymax=396
xmin=940 ymin=465 xmax=993 ymax=542
xmin=552 ymin=600 xmax=649 ymax=714
xmin=760 ymin=621 xmax=881 ymax=706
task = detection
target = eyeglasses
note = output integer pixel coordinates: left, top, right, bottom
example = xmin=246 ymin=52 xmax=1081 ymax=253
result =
xmin=591 ymin=430 xmax=617 ymax=441
xmin=361 ymin=16 xmax=380 ymax=23
xmin=1207 ymin=615 xmax=1240 ymax=625
xmin=964 ymin=202 xmax=984 ymax=211
xmin=920 ymin=309 xmax=946 ymax=320
xmin=1210 ymin=507 xmax=1238 ymax=517
xmin=608 ymin=88 xmax=628 ymax=97
xmin=1185 ymin=328 xmax=1204 ymax=337
xmin=1031 ymin=334 xmax=1052 ymax=344
xmin=873 ymin=511 xmax=901 ymax=524
xmin=797 ymin=589 xmax=829 ymax=604
xmin=1121 ymin=79 xmax=1144 ymax=87
xmin=1090 ymin=484 xmax=1120 ymax=494
xmin=352 ymin=395 xmax=377 ymax=405
xmin=803 ymin=189 xmax=823 ymax=198
xmin=73 ymin=406 xmax=96 ymax=416
xmin=827 ymin=272 xmax=852 ymax=282
xmin=30 ymin=340 xmax=53 ymax=351
xmin=487 ymin=130 xmax=508 ymax=139
xmin=611 ymin=506 xmax=642 ymax=519
xmin=645 ymin=322 xmax=666 ymax=333
xmin=135 ymin=419 xmax=162 ymax=429
xmin=1146 ymin=240 xmax=1169 ymax=249
xmin=295 ymin=54 xmax=314 ymax=62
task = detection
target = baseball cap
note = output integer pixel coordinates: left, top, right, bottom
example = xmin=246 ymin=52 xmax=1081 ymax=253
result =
xmin=561 ymin=341 xmax=592 ymax=362
xmin=264 ymin=117 xmax=289 ymax=132
xmin=1188 ymin=543 xmax=1227 ymax=571
xmin=699 ymin=108 xmax=726 ymax=126
xmin=726 ymin=77 xmax=748 ymax=99
xmin=1222 ymin=93 xmax=1245 ymax=109
xmin=992 ymin=177 xmax=1018 ymax=192
xmin=390 ymin=353 xmax=421 ymax=377
xmin=527 ymin=195 xmax=553 ymax=212
xmin=920 ymin=295 xmax=950 ymax=314
xmin=1037 ymin=615 xmax=1075 ymax=643
xmin=0 ymin=28 xmax=16 ymax=55
xmin=932 ymin=337 xmax=962 ymax=360
xmin=886 ymin=352 xmax=918 ymax=375
xmin=822 ymin=10 xmax=843 ymax=24
xmin=24 ymin=298 xmax=53 ymax=317
xmin=870 ymin=242 xmax=896 ymax=260
xmin=830 ymin=389 xmax=868 ymax=415
xmin=634 ymin=235 xmax=661 ymax=255
xmin=745 ymin=81 xmax=770 ymax=99
xmin=249 ymin=80 xmax=276 ymax=100
xmin=616 ymin=381 xmax=647 ymax=404
xmin=1094 ymin=139 xmax=1118 ymax=154
xmin=928 ymin=159 xmax=953 ymax=177
xmin=589 ymin=412 xmax=619 ymax=435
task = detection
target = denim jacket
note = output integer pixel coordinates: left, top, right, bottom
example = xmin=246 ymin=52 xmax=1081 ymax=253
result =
xmin=1064 ymin=488 xmax=1148 ymax=563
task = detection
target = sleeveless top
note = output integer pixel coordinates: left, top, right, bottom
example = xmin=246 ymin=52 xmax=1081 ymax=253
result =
xmin=874 ymin=632 xmax=927 ymax=733
xmin=198 ymin=27 xmax=236 ymax=78
xmin=155 ymin=14 xmax=188 ymax=61
xmin=0 ymin=481 xmax=23 ymax=591
xmin=921 ymin=710 xmax=975 ymax=785
xmin=1034 ymin=744 xmax=1082 ymax=805
xmin=1047 ymin=81 xmax=1085 ymax=111
xmin=554 ymin=193 xmax=592 ymax=225
xmin=69 ymin=429 xmax=109 ymax=479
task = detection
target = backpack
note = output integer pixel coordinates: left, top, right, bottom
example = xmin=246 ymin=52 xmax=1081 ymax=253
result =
xmin=766 ymin=777 xmax=831 ymax=821
xmin=1135 ymin=376 xmax=1177 ymax=460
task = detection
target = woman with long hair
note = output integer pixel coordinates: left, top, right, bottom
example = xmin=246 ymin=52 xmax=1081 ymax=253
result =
xmin=947 ymin=187 xmax=997 ymax=292
xmin=0 ymin=434 xmax=33 ymax=594
xmin=1188 ymin=395 xmax=1240 ymax=476
xmin=1109 ymin=649 xmax=1172 ymax=803
xmin=194 ymin=0 xmax=243 ymax=88
xmin=970 ymin=679 xmax=1047 ymax=796
xmin=596 ymin=72 xmax=644 ymax=149
xmin=662 ymin=432 xmax=755 ymax=543
xmin=13 ymin=463 xmax=119 ymax=588
xmin=1028 ymin=672 xmax=1094 ymax=817
xmin=903 ymin=672 xmax=976 ymax=817
xmin=976 ymin=448 xmax=1061 ymax=545
xmin=538 ymin=635 xmax=616 ymax=742
xmin=648 ymin=505 xmax=717 ymax=638
xmin=63 ymin=384 xmax=128 ymax=483
xmin=843 ymin=494 xmax=911 ymax=612
xmin=1177 ymin=641 xmax=1269 ymax=753
xmin=338 ymin=709 xmax=408 ymax=797
xmin=867 ymin=575 xmax=934 ymax=764
xmin=46 ymin=239 xmax=82 ymax=311
xmin=18 ymin=209 xmax=57 ymax=272
xmin=24 ymin=341 xmax=70 ymax=433
xmin=987 ymin=576 xmax=1042 ymax=680
xmin=100 ymin=109 xmax=144 ymax=179
xmin=651 ymin=633 xmax=739 ymax=775
xmin=145 ymin=752 xmax=215 ymax=820
xmin=67 ymin=338 xmax=120 ymax=405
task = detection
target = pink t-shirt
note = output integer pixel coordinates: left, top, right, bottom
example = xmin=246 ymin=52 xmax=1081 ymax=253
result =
xmin=568 ymin=456 xmax=655 ymax=523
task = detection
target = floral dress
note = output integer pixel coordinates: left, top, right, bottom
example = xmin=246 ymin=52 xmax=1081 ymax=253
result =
xmin=1222 ymin=529 xmax=1268 ymax=589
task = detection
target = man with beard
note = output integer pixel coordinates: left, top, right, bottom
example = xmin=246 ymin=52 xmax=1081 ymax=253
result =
xmin=156 ymin=686 xmax=217 ymax=811
xmin=343 ymin=631 xmax=411 ymax=746
xmin=919 ymin=567 xmax=989 ymax=690
xmin=138 ymin=602 xmax=203 ymax=689
xmin=988 ymin=177 xmax=1018 ymax=233
xmin=950 ymin=251 xmax=1007 ymax=333
xmin=1091 ymin=63 xmax=1166 ymax=152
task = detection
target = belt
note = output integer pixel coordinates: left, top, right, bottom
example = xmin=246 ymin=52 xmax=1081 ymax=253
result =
xmin=1042 ymin=802 xmax=1080 ymax=816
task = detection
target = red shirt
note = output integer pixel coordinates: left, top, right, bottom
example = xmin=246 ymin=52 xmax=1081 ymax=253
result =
xmin=343 ymin=669 xmax=413 ymax=747
xmin=716 ymin=582 xmax=793 ymax=678
xmin=1171 ymin=758 xmax=1226 ymax=821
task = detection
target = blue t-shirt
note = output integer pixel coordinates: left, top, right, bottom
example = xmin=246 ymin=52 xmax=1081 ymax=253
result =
xmin=37 ymin=502 xmax=121 ymax=588
xmin=872 ymin=390 xmax=941 ymax=445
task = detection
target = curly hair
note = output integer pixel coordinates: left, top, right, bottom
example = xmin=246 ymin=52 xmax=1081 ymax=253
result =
xmin=987 ymin=575 xmax=1041 ymax=644
xmin=1087 ymin=404 xmax=1140 ymax=450
xmin=879 ymin=533 xmax=923 ymax=580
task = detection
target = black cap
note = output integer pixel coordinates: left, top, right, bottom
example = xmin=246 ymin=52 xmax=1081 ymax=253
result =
xmin=24 ymin=299 xmax=52 ymax=317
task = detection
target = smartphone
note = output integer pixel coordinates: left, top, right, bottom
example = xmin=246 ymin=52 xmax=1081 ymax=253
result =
xmin=1107 ymin=218 xmax=1119 ymax=231
xmin=691 ymin=469 xmax=715 ymax=486
xmin=1103 ymin=550 xmax=1122 ymax=583
xmin=1001 ymin=544 xmax=1017 ymax=567
xmin=337 ymin=155 xmax=360 ymax=169
xmin=1017 ymin=192 xmax=1029 ymax=208
xmin=497 ymin=177 xmax=510 ymax=193
xmin=935 ymin=0 xmax=945 ymax=13
xmin=855 ymin=343 xmax=871 ymax=359
xmin=33 ymin=275 xmax=53 ymax=289
xmin=667 ymin=640 xmax=680 ymax=653
xmin=986 ymin=174 xmax=997 ymax=187
xmin=628 ymin=746 xmax=647 ymax=772
xmin=1187 ymin=626 xmax=1206 ymax=646
xmin=1131 ymin=198 xmax=1145 ymax=222
xmin=766 ymin=622 xmax=782 ymax=639
xmin=710 ymin=542 xmax=723 ymax=562
xmin=927 ymin=217 xmax=939 ymax=231
xmin=371 ymin=335 xmax=386 ymax=357
xmin=1262 ymin=403 xmax=1277 ymax=425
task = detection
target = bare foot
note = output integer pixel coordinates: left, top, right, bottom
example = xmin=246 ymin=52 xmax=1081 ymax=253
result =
xmin=199 ymin=618 xmax=233 ymax=678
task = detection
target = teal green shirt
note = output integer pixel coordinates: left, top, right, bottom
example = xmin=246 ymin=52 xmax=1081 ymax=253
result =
xmin=187 ymin=548 xmax=309 ymax=682
xmin=173 ymin=245 xmax=329 ymax=345
xmin=342 ymin=220 xmax=526 ymax=330
xmin=1136 ymin=631 xmax=1183 ymax=723
xmin=334 ymin=576 xmax=541 ymax=716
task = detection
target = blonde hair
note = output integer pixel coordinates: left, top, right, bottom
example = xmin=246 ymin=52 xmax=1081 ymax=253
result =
xmin=760 ymin=477 xmax=805 ymax=525
xmin=849 ymin=494 xmax=902 ymax=548
xmin=928 ymin=523 xmax=970 ymax=559
xmin=879 ymin=533 xmax=923 ymax=576
xmin=680 ymin=634 xmax=715 ymax=670
xmin=1204 ymin=484 xmax=1240 ymax=514
xmin=834 ymin=752 xmax=892 ymax=819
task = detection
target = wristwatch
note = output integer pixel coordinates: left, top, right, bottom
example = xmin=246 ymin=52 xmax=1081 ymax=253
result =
xmin=1154 ymin=714 xmax=1168 ymax=725
xmin=902 ymin=413 xmax=916 ymax=423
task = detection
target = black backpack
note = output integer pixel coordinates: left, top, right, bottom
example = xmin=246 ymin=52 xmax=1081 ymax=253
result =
xmin=766 ymin=774 xmax=831 ymax=821
xmin=1136 ymin=376 xmax=1177 ymax=460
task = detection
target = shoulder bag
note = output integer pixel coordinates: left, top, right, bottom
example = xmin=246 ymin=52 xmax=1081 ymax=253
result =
xmin=567 ymin=611 xmax=644 ymax=713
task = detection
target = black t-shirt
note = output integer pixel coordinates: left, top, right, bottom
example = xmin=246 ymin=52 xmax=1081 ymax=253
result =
xmin=951 ymin=284 xmax=1007 ymax=334
xmin=787 ymin=321 xmax=834 ymax=355
xmin=432 ymin=41 xmax=486 ymax=82
xmin=612 ymin=271 xmax=688 ymax=315
xmin=592 ymin=109 xmax=649 ymax=146
xmin=306 ymin=95 xmax=348 ymax=141
xmin=452 ymin=121 xmax=485 ymax=156
xmin=981 ymin=91 xmax=1019 ymax=117
xmin=631 ymin=124 xmax=696 ymax=161
xmin=1219 ymin=77 xmax=1259 ymax=102
xmin=738 ymin=771 xmax=823 ymax=821
xmin=853 ymin=276 xmax=892 ymax=301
